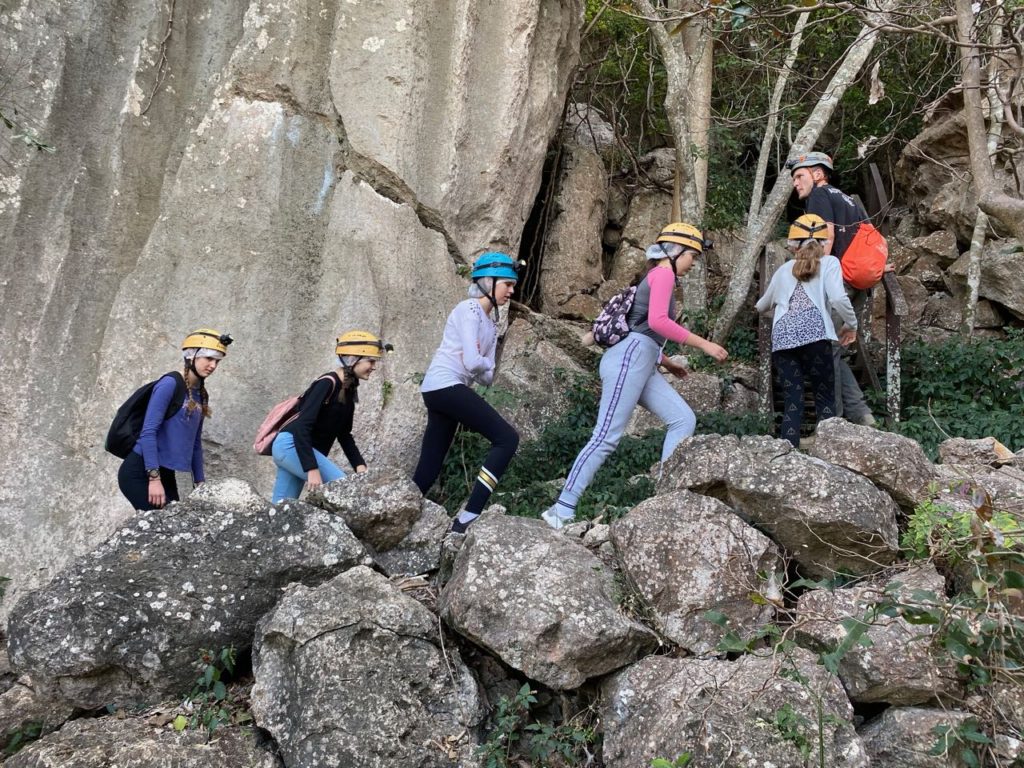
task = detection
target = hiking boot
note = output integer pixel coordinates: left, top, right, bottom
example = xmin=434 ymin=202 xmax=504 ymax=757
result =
xmin=541 ymin=506 xmax=573 ymax=530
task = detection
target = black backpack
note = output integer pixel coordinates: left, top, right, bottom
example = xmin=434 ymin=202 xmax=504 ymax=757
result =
xmin=105 ymin=372 xmax=187 ymax=458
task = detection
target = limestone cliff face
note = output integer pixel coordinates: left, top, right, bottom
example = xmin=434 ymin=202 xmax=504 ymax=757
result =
xmin=0 ymin=0 xmax=583 ymax=616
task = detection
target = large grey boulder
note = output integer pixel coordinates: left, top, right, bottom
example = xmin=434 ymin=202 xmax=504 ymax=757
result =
xmin=939 ymin=436 xmax=1018 ymax=466
xmin=948 ymin=240 xmax=1024 ymax=319
xmin=309 ymin=466 xmax=425 ymax=551
xmin=601 ymin=648 xmax=868 ymax=768
xmin=859 ymin=707 xmax=977 ymax=768
xmin=3 ymin=718 xmax=280 ymax=768
xmin=794 ymin=565 xmax=961 ymax=705
xmin=6 ymin=479 xmax=367 ymax=708
xmin=371 ymin=499 xmax=451 ymax=578
xmin=610 ymin=491 xmax=782 ymax=653
xmin=811 ymin=418 xmax=941 ymax=509
xmin=251 ymin=566 xmax=481 ymax=768
xmin=658 ymin=434 xmax=901 ymax=578
xmin=439 ymin=513 xmax=658 ymax=690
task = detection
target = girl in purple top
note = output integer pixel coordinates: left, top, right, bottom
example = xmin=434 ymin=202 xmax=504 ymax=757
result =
xmin=117 ymin=328 xmax=231 ymax=510
xmin=542 ymin=222 xmax=729 ymax=529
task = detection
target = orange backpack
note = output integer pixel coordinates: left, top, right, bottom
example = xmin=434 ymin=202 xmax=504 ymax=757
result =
xmin=840 ymin=222 xmax=888 ymax=290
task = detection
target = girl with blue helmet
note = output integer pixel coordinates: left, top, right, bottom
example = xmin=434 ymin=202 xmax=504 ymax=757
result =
xmin=412 ymin=252 xmax=521 ymax=533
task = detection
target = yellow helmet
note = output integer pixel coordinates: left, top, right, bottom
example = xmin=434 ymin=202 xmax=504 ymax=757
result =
xmin=182 ymin=328 xmax=232 ymax=355
xmin=656 ymin=222 xmax=709 ymax=254
xmin=788 ymin=214 xmax=829 ymax=241
xmin=335 ymin=330 xmax=393 ymax=359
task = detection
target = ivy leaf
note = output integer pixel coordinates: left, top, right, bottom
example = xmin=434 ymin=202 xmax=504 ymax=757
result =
xmin=704 ymin=610 xmax=729 ymax=627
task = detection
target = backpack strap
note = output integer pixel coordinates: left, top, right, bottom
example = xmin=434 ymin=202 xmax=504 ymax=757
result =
xmin=162 ymin=371 xmax=188 ymax=421
xmin=311 ymin=372 xmax=339 ymax=405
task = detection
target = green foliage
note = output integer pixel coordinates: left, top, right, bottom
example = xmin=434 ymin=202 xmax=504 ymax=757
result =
xmin=651 ymin=754 xmax=693 ymax=768
xmin=477 ymin=684 xmax=596 ymax=768
xmin=894 ymin=329 xmax=1024 ymax=459
xmin=181 ymin=647 xmax=250 ymax=735
xmin=767 ymin=703 xmax=812 ymax=761
xmin=380 ymin=380 xmax=393 ymax=408
xmin=902 ymin=495 xmax=1022 ymax=561
xmin=2 ymin=722 xmax=42 ymax=757
xmin=930 ymin=719 xmax=993 ymax=768
xmin=827 ymin=483 xmax=1024 ymax=758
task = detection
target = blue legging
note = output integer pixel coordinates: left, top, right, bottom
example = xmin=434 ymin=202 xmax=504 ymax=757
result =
xmin=271 ymin=431 xmax=345 ymax=503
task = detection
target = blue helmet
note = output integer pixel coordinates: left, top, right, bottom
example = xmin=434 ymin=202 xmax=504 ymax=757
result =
xmin=471 ymin=252 xmax=520 ymax=282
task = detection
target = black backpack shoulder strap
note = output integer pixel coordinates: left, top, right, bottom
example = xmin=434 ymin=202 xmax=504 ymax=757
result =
xmin=163 ymin=371 xmax=188 ymax=419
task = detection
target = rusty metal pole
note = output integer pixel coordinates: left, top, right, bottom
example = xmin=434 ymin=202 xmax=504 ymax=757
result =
xmin=757 ymin=247 xmax=773 ymax=414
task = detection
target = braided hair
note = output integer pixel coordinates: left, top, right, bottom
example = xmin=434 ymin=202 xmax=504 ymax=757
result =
xmin=182 ymin=361 xmax=212 ymax=418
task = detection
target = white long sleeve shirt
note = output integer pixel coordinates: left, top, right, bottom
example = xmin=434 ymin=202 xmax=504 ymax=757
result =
xmin=421 ymin=299 xmax=497 ymax=392
xmin=755 ymin=255 xmax=857 ymax=341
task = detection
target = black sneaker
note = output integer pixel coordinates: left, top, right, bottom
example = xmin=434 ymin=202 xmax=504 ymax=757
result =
xmin=449 ymin=514 xmax=479 ymax=535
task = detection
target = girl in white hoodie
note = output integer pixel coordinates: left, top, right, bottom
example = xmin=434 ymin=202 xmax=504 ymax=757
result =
xmin=755 ymin=214 xmax=858 ymax=446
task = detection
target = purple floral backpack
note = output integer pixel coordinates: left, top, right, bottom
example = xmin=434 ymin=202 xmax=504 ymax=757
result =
xmin=591 ymin=285 xmax=638 ymax=348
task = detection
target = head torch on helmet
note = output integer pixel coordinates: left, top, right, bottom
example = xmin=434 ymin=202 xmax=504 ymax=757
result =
xmin=182 ymin=329 xmax=233 ymax=355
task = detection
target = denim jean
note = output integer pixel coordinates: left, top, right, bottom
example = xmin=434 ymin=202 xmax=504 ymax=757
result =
xmin=271 ymin=431 xmax=345 ymax=503
xmin=557 ymin=332 xmax=695 ymax=509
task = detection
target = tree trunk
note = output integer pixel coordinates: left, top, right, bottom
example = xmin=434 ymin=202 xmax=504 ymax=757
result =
xmin=713 ymin=0 xmax=898 ymax=343
xmin=749 ymin=11 xmax=810 ymax=222
xmin=632 ymin=0 xmax=704 ymax=222
xmin=962 ymin=0 xmax=1005 ymax=335
xmin=956 ymin=0 xmax=1024 ymax=243
xmin=684 ymin=15 xmax=713 ymax=212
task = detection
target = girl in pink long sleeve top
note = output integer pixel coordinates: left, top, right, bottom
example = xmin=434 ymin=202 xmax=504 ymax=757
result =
xmin=542 ymin=223 xmax=729 ymax=528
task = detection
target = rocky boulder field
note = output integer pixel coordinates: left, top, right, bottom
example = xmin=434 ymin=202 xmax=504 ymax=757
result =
xmin=2 ymin=422 xmax=1022 ymax=767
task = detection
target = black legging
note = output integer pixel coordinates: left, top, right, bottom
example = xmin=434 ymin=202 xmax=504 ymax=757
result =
xmin=413 ymin=384 xmax=519 ymax=514
xmin=118 ymin=451 xmax=180 ymax=510
xmin=773 ymin=339 xmax=835 ymax=447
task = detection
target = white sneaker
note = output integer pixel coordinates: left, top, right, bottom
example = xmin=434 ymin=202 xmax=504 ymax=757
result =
xmin=855 ymin=413 xmax=877 ymax=427
xmin=541 ymin=507 xmax=573 ymax=530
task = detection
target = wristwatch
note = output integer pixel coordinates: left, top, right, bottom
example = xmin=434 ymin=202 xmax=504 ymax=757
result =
xmin=147 ymin=469 xmax=161 ymax=480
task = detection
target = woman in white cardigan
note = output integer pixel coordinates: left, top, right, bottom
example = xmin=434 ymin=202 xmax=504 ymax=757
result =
xmin=756 ymin=214 xmax=858 ymax=446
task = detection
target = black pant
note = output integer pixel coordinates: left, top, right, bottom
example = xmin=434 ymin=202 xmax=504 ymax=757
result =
xmin=773 ymin=340 xmax=835 ymax=447
xmin=118 ymin=451 xmax=179 ymax=510
xmin=413 ymin=384 xmax=519 ymax=513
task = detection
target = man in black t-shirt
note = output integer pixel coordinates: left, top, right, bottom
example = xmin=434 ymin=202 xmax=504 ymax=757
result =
xmin=788 ymin=151 xmax=875 ymax=427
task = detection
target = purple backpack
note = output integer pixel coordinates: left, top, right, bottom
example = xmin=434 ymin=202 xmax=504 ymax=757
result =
xmin=591 ymin=285 xmax=638 ymax=348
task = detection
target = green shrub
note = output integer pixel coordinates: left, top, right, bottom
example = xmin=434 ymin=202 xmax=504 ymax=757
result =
xmin=893 ymin=329 xmax=1024 ymax=458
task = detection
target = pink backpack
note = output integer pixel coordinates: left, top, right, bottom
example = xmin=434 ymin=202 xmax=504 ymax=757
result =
xmin=253 ymin=374 xmax=338 ymax=455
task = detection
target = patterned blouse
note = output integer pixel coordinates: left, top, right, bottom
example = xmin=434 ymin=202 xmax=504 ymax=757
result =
xmin=771 ymin=282 xmax=827 ymax=352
